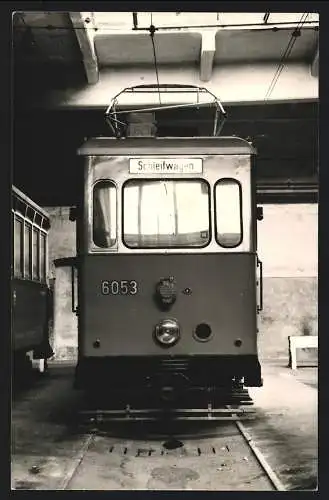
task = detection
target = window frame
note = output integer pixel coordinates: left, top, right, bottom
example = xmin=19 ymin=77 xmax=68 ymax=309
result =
xmin=214 ymin=178 xmax=243 ymax=249
xmin=91 ymin=179 xmax=118 ymax=250
xmin=12 ymin=209 xmax=48 ymax=283
xmin=24 ymin=219 xmax=33 ymax=280
xmin=121 ymin=177 xmax=212 ymax=250
xmin=13 ymin=212 xmax=24 ymax=278
xmin=32 ymin=226 xmax=40 ymax=281
xmin=39 ymin=229 xmax=48 ymax=282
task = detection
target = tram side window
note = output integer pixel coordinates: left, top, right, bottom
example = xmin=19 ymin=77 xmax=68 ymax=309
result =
xmin=24 ymin=222 xmax=32 ymax=279
xmin=14 ymin=216 xmax=23 ymax=277
xmin=215 ymin=179 xmax=242 ymax=248
xmin=40 ymin=232 xmax=47 ymax=281
xmin=92 ymin=180 xmax=117 ymax=248
xmin=32 ymin=228 xmax=40 ymax=281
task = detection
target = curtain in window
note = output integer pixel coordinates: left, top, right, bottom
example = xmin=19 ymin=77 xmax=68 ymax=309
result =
xmin=124 ymin=180 xmax=210 ymax=247
xmin=93 ymin=181 xmax=117 ymax=248
xmin=215 ymin=179 xmax=242 ymax=247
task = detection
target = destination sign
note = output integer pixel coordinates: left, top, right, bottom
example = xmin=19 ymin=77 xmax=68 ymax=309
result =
xmin=129 ymin=158 xmax=203 ymax=174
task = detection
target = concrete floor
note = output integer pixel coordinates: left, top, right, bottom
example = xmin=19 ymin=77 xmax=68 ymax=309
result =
xmin=11 ymin=361 xmax=317 ymax=491
xmin=247 ymin=363 xmax=318 ymax=490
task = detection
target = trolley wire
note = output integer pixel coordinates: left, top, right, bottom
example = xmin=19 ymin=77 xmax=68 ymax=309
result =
xmin=264 ymin=13 xmax=310 ymax=100
xmin=149 ymin=14 xmax=161 ymax=106
xmin=12 ymin=13 xmax=318 ymax=32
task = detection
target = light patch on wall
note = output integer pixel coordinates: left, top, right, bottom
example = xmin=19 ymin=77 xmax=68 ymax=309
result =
xmin=258 ymin=204 xmax=318 ymax=278
xmin=45 ymin=207 xmax=76 ymax=279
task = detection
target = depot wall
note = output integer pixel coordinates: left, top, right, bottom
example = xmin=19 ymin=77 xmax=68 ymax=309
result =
xmin=46 ymin=204 xmax=318 ymax=363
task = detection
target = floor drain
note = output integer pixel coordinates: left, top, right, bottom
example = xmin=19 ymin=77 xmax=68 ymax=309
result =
xmin=163 ymin=438 xmax=184 ymax=450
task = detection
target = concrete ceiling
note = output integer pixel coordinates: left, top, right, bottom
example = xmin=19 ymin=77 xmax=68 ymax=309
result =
xmin=94 ymin=26 xmax=318 ymax=67
xmin=94 ymin=32 xmax=202 ymax=66
xmin=12 ymin=11 xmax=319 ymax=205
xmin=129 ymin=12 xmax=319 ymax=29
xmin=213 ymin=28 xmax=318 ymax=63
xmin=13 ymin=12 xmax=86 ymax=93
xmin=13 ymin=11 xmax=319 ymax=86
xmin=13 ymin=12 xmax=81 ymax=65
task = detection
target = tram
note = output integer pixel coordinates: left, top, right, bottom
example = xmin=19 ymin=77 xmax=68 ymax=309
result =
xmin=72 ymin=85 xmax=263 ymax=411
xmin=12 ymin=186 xmax=54 ymax=374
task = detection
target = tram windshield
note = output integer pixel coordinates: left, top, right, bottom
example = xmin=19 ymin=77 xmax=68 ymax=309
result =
xmin=123 ymin=179 xmax=210 ymax=248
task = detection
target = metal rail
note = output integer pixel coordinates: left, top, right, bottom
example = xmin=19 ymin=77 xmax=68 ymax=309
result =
xmin=78 ymin=385 xmax=254 ymax=423
xmin=60 ymin=389 xmax=284 ymax=490
xmin=79 ymin=406 xmax=256 ymax=423
xmin=59 ymin=433 xmax=96 ymax=490
xmin=228 ymin=406 xmax=286 ymax=491
xmin=62 ymin=403 xmax=284 ymax=490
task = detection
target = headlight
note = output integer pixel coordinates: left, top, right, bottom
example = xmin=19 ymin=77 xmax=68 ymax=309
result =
xmin=154 ymin=319 xmax=180 ymax=347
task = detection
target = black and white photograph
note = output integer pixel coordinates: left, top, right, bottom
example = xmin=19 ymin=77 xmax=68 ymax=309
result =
xmin=11 ymin=10 xmax=318 ymax=491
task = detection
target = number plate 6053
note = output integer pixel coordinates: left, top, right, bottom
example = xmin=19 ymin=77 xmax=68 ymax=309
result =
xmin=101 ymin=280 xmax=138 ymax=296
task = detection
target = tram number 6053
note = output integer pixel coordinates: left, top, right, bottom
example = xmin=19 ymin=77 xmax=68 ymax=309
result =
xmin=101 ymin=280 xmax=138 ymax=296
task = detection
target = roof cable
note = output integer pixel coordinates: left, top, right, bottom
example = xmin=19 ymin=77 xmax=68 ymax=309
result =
xmin=149 ymin=14 xmax=161 ymax=105
xmin=265 ymin=12 xmax=309 ymax=100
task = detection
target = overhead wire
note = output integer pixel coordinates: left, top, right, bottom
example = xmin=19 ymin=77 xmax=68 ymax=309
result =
xmin=149 ymin=13 xmax=161 ymax=105
xmin=264 ymin=12 xmax=309 ymax=100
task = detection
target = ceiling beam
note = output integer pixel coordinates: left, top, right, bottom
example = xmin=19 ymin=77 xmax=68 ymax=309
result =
xmin=200 ymin=30 xmax=216 ymax=82
xmin=69 ymin=12 xmax=99 ymax=85
xmin=310 ymin=43 xmax=319 ymax=78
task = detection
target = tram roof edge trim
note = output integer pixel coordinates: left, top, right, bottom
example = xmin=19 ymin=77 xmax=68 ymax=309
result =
xmin=12 ymin=185 xmax=51 ymax=220
xmin=77 ymin=137 xmax=257 ymax=156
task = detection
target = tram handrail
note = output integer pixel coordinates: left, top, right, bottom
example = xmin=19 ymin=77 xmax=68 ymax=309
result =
xmin=257 ymin=257 xmax=263 ymax=313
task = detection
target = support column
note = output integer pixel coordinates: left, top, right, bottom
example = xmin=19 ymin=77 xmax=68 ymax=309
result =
xmin=200 ymin=30 xmax=216 ymax=82
xmin=69 ymin=12 xmax=99 ymax=85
